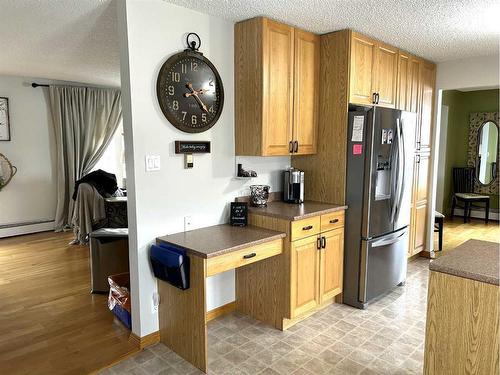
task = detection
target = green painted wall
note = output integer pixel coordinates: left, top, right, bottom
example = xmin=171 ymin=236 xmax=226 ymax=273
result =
xmin=442 ymin=89 xmax=499 ymax=215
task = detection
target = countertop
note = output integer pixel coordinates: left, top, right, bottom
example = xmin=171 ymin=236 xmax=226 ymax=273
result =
xmin=248 ymin=200 xmax=347 ymax=221
xmin=429 ymin=239 xmax=499 ymax=285
xmin=157 ymin=224 xmax=286 ymax=259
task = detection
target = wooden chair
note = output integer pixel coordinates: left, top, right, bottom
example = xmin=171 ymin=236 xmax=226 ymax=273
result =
xmin=451 ymin=167 xmax=490 ymax=223
xmin=434 ymin=211 xmax=444 ymax=251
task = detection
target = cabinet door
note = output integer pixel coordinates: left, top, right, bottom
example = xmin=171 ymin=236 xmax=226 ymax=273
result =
xmin=291 ymin=235 xmax=320 ymax=317
xmin=397 ymin=52 xmax=410 ymax=111
xmin=349 ymin=33 xmax=376 ymax=105
xmin=373 ymin=42 xmax=399 ymax=108
xmin=293 ymin=30 xmax=319 ymax=155
xmin=319 ymin=228 xmax=344 ymax=302
xmin=263 ymin=20 xmax=294 ymax=156
xmin=415 ymin=153 xmax=430 ymax=205
xmin=409 ymin=56 xmax=421 ymax=114
xmin=417 ymin=61 xmax=436 ymax=151
xmin=412 ymin=203 xmax=428 ymax=254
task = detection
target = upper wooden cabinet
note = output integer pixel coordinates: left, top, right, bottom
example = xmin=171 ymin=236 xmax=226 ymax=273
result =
xmin=418 ymin=61 xmax=436 ymax=151
xmin=235 ymin=17 xmax=319 ymax=156
xmin=349 ymin=32 xmax=398 ymax=108
xmin=397 ymin=52 xmax=422 ymax=114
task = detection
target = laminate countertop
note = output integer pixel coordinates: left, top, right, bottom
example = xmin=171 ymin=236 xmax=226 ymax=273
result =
xmin=429 ymin=239 xmax=499 ymax=285
xmin=157 ymin=224 xmax=285 ymax=259
xmin=248 ymin=200 xmax=347 ymax=221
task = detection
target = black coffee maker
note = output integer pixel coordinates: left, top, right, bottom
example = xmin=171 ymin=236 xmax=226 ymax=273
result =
xmin=283 ymin=168 xmax=304 ymax=203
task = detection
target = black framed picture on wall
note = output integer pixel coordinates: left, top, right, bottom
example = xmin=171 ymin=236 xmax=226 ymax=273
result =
xmin=0 ymin=97 xmax=11 ymax=141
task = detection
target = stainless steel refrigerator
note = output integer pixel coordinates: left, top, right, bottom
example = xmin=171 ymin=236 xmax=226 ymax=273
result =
xmin=343 ymin=106 xmax=416 ymax=309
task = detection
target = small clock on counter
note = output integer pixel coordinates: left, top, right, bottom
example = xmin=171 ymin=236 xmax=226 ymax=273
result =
xmin=156 ymin=33 xmax=224 ymax=133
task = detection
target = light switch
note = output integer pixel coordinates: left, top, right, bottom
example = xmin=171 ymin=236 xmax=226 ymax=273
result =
xmin=145 ymin=155 xmax=161 ymax=171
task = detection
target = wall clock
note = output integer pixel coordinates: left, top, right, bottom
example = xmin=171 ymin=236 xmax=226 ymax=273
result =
xmin=156 ymin=33 xmax=224 ymax=133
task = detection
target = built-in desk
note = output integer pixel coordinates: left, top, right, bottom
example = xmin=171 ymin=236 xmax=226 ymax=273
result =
xmin=156 ymin=224 xmax=286 ymax=373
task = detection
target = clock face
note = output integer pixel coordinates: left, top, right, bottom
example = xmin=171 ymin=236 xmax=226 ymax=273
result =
xmin=156 ymin=51 xmax=224 ymax=133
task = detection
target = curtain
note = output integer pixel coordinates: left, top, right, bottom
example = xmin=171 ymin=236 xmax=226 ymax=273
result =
xmin=49 ymin=85 xmax=122 ymax=231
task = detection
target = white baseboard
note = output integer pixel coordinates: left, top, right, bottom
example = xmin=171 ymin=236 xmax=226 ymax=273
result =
xmin=0 ymin=220 xmax=55 ymax=238
xmin=453 ymin=208 xmax=499 ymax=221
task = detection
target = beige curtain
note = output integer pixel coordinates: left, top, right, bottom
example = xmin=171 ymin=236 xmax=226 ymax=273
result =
xmin=49 ymin=85 xmax=122 ymax=231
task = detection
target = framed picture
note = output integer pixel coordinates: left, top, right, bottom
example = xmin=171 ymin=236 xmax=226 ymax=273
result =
xmin=0 ymin=97 xmax=11 ymax=141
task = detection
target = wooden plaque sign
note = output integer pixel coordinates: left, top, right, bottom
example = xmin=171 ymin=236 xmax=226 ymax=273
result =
xmin=174 ymin=141 xmax=211 ymax=154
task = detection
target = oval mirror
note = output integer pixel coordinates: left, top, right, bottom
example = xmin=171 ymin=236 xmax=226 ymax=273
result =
xmin=477 ymin=120 xmax=499 ymax=185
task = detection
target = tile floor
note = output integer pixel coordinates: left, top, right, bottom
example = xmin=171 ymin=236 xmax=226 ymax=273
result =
xmin=101 ymin=258 xmax=429 ymax=375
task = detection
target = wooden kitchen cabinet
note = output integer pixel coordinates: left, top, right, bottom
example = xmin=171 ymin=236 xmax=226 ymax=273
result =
xmin=293 ymin=30 xmax=320 ymax=155
xmin=235 ymin=17 xmax=319 ymax=156
xmin=290 ymin=226 xmax=344 ymax=318
xmin=291 ymin=235 xmax=320 ymax=317
xmin=418 ymin=61 xmax=436 ymax=151
xmin=349 ymin=32 xmax=398 ymax=108
xmin=249 ymin=208 xmax=345 ymax=328
xmin=409 ymin=153 xmax=431 ymax=256
xmin=319 ymin=228 xmax=344 ymax=302
xmin=397 ymin=52 xmax=422 ymax=113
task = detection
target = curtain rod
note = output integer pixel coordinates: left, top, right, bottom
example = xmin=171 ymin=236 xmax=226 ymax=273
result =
xmin=31 ymin=83 xmax=49 ymax=88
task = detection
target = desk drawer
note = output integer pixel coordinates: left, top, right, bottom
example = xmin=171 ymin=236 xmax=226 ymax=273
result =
xmin=321 ymin=211 xmax=345 ymax=232
xmin=206 ymin=238 xmax=283 ymax=276
xmin=291 ymin=216 xmax=321 ymax=241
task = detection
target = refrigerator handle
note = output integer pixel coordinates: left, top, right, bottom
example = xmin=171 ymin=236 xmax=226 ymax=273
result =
xmin=395 ymin=118 xmax=405 ymax=220
xmin=389 ymin=122 xmax=398 ymax=222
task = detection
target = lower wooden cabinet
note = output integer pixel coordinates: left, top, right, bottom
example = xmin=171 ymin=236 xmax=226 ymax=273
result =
xmin=291 ymin=227 xmax=344 ymax=318
xmin=291 ymin=235 xmax=320 ymax=316
xmin=409 ymin=152 xmax=431 ymax=256
xmin=319 ymin=228 xmax=344 ymax=302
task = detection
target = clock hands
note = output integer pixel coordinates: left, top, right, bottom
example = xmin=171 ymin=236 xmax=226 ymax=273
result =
xmin=184 ymin=83 xmax=208 ymax=113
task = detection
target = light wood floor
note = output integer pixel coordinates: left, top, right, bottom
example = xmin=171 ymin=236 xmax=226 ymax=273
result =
xmin=434 ymin=217 xmax=499 ymax=254
xmin=0 ymin=231 xmax=138 ymax=375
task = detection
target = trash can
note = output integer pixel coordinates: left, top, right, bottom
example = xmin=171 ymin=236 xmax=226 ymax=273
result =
xmin=89 ymin=228 xmax=129 ymax=293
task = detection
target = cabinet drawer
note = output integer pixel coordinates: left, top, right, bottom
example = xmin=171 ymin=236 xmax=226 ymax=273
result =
xmin=206 ymin=238 xmax=283 ymax=277
xmin=291 ymin=216 xmax=321 ymax=241
xmin=320 ymin=211 xmax=345 ymax=232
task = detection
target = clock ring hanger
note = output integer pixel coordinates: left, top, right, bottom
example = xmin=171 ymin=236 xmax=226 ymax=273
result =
xmin=186 ymin=32 xmax=202 ymax=54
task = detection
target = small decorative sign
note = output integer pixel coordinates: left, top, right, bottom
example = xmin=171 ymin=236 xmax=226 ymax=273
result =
xmin=175 ymin=141 xmax=211 ymax=154
xmin=0 ymin=97 xmax=11 ymax=141
xmin=230 ymin=202 xmax=248 ymax=227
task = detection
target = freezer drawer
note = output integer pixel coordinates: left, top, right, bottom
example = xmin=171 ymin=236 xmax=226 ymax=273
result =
xmin=359 ymin=228 xmax=408 ymax=303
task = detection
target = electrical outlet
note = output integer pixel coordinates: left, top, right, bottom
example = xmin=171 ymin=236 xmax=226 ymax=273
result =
xmin=184 ymin=216 xmax=192 ymax=231
xmin=152 ymin=292 xmax=160 ymax=313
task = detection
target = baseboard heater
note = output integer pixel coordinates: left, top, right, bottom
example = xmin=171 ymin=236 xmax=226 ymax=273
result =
xmin=0 ymin=219 xmax=55 ymax=238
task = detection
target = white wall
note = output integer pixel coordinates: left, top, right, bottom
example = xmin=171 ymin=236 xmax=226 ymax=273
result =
xmin=429 ymin=54 xmax=500 ymax=250
xmin=0 ymin=76 xmax=57 ymax=235
xmin=118 ymin=0 xmax=290 ymax=336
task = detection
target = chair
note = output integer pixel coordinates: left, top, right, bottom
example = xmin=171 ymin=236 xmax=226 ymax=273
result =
xmin=451 ymin=167 xmax=490 ymax=223
xmin=434 ymin=212 xmax=444 ymax=251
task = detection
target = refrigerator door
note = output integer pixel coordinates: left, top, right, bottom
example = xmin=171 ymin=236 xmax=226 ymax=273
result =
xmin=362 ymin=107 xmax=402 ymax=239
xmin=393 ymin=111 xmax=417 ymax=231
xmin=359 ymin=227 xmax=408 ymax=303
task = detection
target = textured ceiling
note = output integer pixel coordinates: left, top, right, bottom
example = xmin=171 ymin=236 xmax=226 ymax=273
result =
xmin=0 ymin=0 xmax=120 ymax=86
xmin=165 ymin=0 xmax=500 ymax=62
xmin=0 ymin=1 xmax=498 ymax=86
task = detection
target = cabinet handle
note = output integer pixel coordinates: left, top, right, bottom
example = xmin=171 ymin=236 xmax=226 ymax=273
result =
xmin=372 ymin=92 xmax=377 ymax=104
xmin=321 ymin=236 xmax=326 ymax=249
xmin=317 ymin=237 xmax=322 ymax=250
xmin=243 ymin=253 xmax=256 ymax=259
xmin=329 ymin=218 xmax=339 ymax=224
xmin=416 ymin=154 xmax=421 ymax=164
xmin=302 ymin=225 xmax=313 ymax=231
xmin=376 ymin=93 xmax=380 ymax=104
xmin=289 ymin=141 xmax=293 ymax=153
xmin=416 ymin=141 xmax=421 ymax=150
xmin=294 ymin=141 xmax=299 ymax=153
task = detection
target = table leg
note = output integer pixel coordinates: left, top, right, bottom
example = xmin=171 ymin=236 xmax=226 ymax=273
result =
xmin=158 ymin=255 xmax=207 ymax=373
